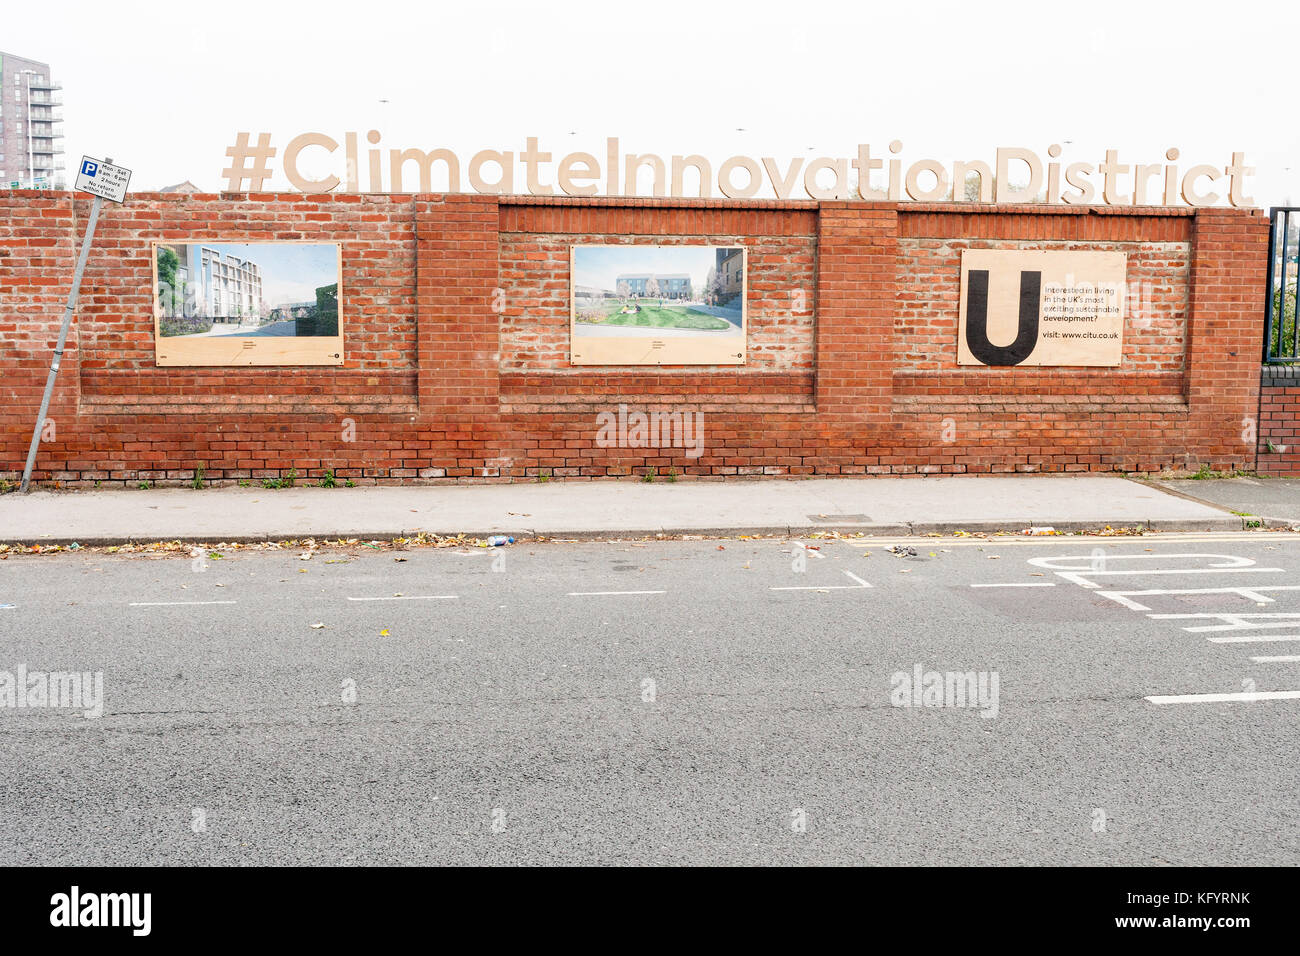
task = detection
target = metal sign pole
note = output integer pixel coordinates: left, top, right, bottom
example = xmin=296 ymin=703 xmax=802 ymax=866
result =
xmin=19 ymin=171 xmax=109 ymax=493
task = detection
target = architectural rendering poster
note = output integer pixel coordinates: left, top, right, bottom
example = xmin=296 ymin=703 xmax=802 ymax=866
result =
xmin=570 ymin=244 xmax=747 ymax=365
xmin=957 ymin=249 xmax=1127 ymax=367
xmin=152 ymin=241 xmax=343 ymax=366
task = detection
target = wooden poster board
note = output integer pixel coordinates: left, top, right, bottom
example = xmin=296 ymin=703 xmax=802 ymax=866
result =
xmin=957 ymin=249 xmax=1126 ymax=367
xmin=152 ymin=240 xmax=344 ymax=367
xmin=569 ymin=244 xmax=747 ymax=366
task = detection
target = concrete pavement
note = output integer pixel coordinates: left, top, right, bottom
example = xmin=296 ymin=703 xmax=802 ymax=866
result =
xmin=0 ymin=475 xmax=1252 ymax=545
xmin=1150 ymin=477 xmax=1300 ymax=526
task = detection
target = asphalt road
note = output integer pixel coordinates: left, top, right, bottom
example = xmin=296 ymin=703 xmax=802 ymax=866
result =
xmin=2 ymin=532 xmax=1299 ymax=866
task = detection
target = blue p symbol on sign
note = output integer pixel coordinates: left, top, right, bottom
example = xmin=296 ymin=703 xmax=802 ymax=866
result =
xmin=81 ymin=160 xmax=98 ymax=177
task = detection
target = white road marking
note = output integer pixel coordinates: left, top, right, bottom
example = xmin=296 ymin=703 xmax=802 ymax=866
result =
xmin=129 ymin=600 xmax=238 ymax=607
xmin=1027 ymin=553 xmax=1278 ymax=589
xmin=1147 ymin=613 xmax=1300 ymax=633
xmin=841 ymin=533 xmax=1300 ymax=548
xmin=1249 ymin=655 xmax=1300 ymax=663
xmin=1145 ymin=690 xmax=1300 ymax=705
xmin=1066 ymin=567 xmax=1284 ymax=589
xmin=771 ymin=570 xmax=872 ymax=591
xmin=969 ymin=582 xmax=1057 ymax=588
xmin=793 ymin=544 xmax=826 ymax=559
xmin=567 ymin=590 xmax=666 ymax=597
xmin=1095 ymin=585 xmax=1300 ymax=612
xmin=346 ymin=595 xmax=458 ymax=602
xmin=1207 ymin=634 xmax=1300 ymax=644
xmin=1027 ymin=554 xmax=1264 ymax=571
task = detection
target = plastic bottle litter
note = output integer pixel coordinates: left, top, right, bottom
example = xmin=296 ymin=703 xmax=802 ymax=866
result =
xmin=486 ymin=535 xmax=514 ymax=547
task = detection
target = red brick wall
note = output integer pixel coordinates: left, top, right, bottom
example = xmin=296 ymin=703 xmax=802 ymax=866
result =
xmin=0 ymin=192 xmax=1273 ymax=486
xmin=496 ymin=203 xmax=818 ymax=413
xmin=74 ymin=192 xmax=418 ymax=415
xmin=0 ymin=193 xmax=77 ymax=427
xmin=897 ymin=238 xmax=1189 ymax=373
xmin=1258 ymin=368 xmax=1300 ymax=476
xmin=498 ymin=232 xmax=816 ymax=372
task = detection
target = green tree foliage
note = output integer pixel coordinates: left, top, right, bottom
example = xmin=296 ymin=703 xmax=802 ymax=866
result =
xmin=1269 ymin=281 xmax=1298 ymax=359
xmin=156 ymin=246 xmax=181 ymax=316
xmin=293 ymin=283 xmax=339 ymax=337
xmin=314 ymin=282 xmax=339 ymax=336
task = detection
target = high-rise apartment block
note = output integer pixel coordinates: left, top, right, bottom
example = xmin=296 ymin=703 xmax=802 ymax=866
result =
xmin=0 ymin=52 xmax=64 ymax=190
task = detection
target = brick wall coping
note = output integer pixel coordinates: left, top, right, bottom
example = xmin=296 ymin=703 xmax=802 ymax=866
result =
xmin=7 ymin=191 xmax=1251 ymax=219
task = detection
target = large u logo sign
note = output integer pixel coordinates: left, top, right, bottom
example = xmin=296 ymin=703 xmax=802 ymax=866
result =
xmin=965 ymin=269 xmax=1041 ymax=366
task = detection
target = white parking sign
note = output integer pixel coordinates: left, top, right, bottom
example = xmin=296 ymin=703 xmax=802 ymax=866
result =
xmin=74 ymin=156 xmax=131 ymax=203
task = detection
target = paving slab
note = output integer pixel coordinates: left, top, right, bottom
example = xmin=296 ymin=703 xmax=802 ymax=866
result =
xmin=1149 ymin=477 xmax=1300 ymax=526
xmin=0 ymin=475 xmax=1243 ymax=544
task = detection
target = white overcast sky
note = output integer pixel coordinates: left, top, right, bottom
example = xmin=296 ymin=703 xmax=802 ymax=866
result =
xmin=10 ymin=0 xmax=1300 ymax=205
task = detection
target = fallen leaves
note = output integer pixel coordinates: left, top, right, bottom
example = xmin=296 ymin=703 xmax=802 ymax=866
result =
xmin=0 ymin=531 xmax=498 ymax=560
xmin=0 ymin=521 xmax=1206 ymax=564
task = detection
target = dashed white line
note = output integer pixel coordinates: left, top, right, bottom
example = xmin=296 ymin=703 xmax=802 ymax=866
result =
xmin=1207 ymin=634 xmax=1300 ymax=644
xmin=969 ymin=582 xmax=1057 ymax=588
xmin=567 ymin=590 xmax=666 ymax=597
xmin=129 ymin=600 xmax=238 ymax=607
xmin=346 ymin=595 xmax=458 ymax=602
xmin=1145 ymin=690 xmax=1300 ymax=705
xmin=1249 ymin=655 xmax=1300 ymax=663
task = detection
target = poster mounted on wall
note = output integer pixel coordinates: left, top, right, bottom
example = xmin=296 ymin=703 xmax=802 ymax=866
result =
xmin=570 ymin=244 xmax=746 ymax=366
xmin=957 ymin=249 xmax=1126 ymax=367
xmin=152 ymin=241 xmax=343 ymax=366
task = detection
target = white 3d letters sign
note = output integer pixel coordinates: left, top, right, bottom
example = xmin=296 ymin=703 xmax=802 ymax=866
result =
xmin=239 ymin=132 xmax=1257 ymax=208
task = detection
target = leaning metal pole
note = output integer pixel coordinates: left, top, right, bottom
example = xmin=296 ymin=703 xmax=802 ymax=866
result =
xmin=20 ymin=189 xmax=105 ymax=493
